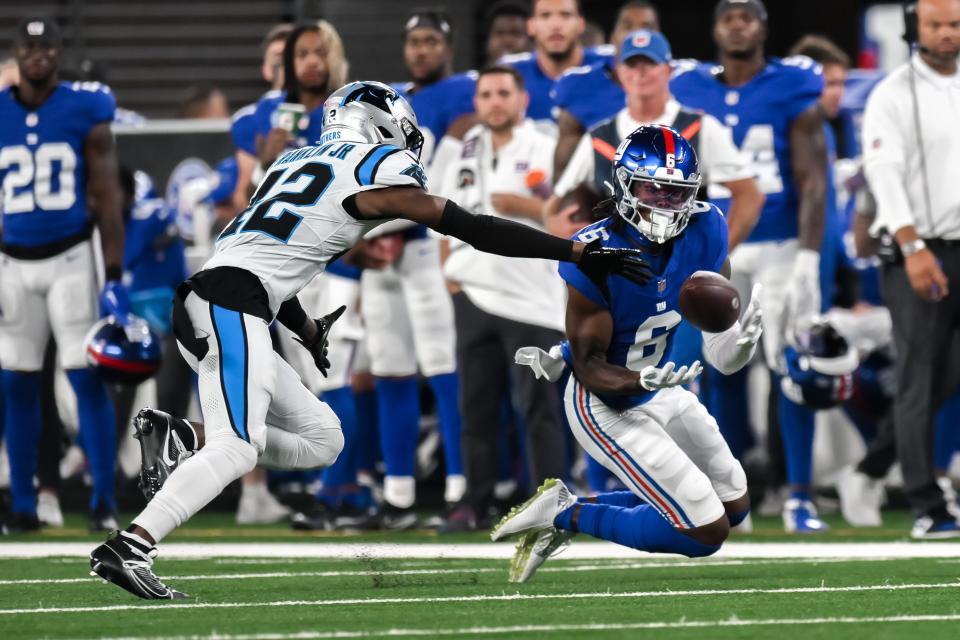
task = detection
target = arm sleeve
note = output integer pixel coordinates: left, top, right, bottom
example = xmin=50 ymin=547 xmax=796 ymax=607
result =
xmin=861 ymin=81 xmax=916 ymax=235
xmin=553 ymin=132 xmax=595 ymax=197
xmin=276 ymin=296 xmax=309 ymax=334
xmin=700 ymin=115 xmax=754 ymax=184
xmin=702 ymin=324 xmax=755 ymax=375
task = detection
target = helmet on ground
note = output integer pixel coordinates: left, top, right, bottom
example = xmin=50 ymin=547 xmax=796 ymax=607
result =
xmin=322 ymin=81 xmax=424 ymax=158
xmin=781 ymin=317 xmax=859 ymax=409
xmin=85 ymin=315 xmax=163 ymax=385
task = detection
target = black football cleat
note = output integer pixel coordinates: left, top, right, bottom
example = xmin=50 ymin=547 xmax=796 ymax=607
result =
xmin=133 ymin=408 xmax=193 ymax=500
xmin=290 ymin=504 xmax=333 ymax=531
xmin=1 ymin=512 xmax=41 ymax=535
xmin=332 ymin=504 xmax=380 ymax=531
xmin=90 ymin=531 xmax=187 ymax=600
xmin=89 ymin=508 xmax=119 ymax=533
xmin=379 ymin=504 xmax=419 ymax=531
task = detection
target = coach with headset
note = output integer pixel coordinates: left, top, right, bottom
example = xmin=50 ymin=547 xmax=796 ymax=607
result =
xmin=862 ymin=0 xmax=960 ymax=538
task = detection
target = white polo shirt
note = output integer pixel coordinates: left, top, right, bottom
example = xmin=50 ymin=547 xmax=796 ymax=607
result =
xmin=437 ymin=119 xmax=566 ymax=331
xmin=863 ymin=53 xmax=960 ymax=239
xmin=554 ymin=98 xmax=753 ymax=197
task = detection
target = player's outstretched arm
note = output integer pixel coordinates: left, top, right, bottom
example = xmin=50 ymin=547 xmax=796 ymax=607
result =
xmin=349 ymin=187 xmax=653 ymax=286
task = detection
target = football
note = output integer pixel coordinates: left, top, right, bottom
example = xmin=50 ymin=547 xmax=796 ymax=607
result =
xmin=678 ymin=271 xmax=741 ymax=333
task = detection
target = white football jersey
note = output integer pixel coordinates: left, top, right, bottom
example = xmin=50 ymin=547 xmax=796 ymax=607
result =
xmin=204 ymin=136 xmax=427 ymax=315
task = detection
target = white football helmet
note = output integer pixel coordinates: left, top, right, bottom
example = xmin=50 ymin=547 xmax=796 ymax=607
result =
xmin=322 ymin=81 xmax=424 ymax=159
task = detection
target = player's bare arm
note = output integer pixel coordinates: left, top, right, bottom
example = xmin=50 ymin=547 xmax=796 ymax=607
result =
xmin=789 ymin=104 xmax=827 ymax=251
xmin=554 ymin=109 xmax=585 ymax=178
xmin=84 ymin=122 xmax=125 ymax=274
xmin=722 ymin=177 xmax=764 ymax=251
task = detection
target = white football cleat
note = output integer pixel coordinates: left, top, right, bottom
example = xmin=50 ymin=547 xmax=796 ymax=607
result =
xmin=837 ymin=466 xmax=884 ymax=527
xmin=236 ymin=484 xmax=292 ymax=525
xmin=490 ymin=478 xmax=576 ymax=542
xmin=508 ymin=527 xmax=575 ymax=583
xmin=37 ymin=492 xmax=64 ymax=528
xmin=783 ymin=497 xmax=829 ymax=533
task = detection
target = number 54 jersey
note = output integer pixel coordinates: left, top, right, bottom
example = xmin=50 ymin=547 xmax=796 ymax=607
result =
xmin=670 ymin=57 xmax=823 ymax=243
xmin=0 ymin=82 xmax=115 ymax=247
xmin=205 ymin=139 xmax=427 ymax=316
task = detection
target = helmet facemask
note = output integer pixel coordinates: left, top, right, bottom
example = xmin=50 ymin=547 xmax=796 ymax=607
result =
xmin=615 ymin=165 xmax=701 ymax=243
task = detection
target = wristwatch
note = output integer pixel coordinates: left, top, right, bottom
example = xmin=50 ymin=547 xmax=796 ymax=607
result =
xmin=900 ymin=238 xmax=927 ymax=257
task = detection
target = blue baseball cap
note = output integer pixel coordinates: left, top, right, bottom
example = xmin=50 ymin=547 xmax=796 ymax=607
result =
xmin=619 ymin=30 xmax=672 ymax=65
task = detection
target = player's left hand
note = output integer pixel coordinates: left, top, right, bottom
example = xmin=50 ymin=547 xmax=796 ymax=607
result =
xmin=294 ymin=305 xmax=347 ymax=377
xmin=577 ymin=239 xmax=653 ymax=299
xmin=737 ymin=283 xmax=764 ymax=347
xmin=100 ymin=280 xmax=130 ymax=325
xmin=784 ymin=249 xmax=820 ymax=331
xmin=639 ymin=360 xmax=703 ymax=391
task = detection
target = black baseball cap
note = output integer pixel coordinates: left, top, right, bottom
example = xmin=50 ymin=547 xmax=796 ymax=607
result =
xmin=404 ymin=10 xmax=453 ymax=41
xmin=15 ymin=16 xmax=63 ymax=46
xmin=714 ymin=0 xmax=768 ymax=23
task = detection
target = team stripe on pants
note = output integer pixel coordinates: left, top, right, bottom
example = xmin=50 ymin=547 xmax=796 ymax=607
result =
xmin=570 ymin=378 xmax=694 ymax=529
xmin=210 ymin=305 xmax=250 ymax=442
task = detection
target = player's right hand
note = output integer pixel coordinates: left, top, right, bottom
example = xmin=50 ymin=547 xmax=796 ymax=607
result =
xmin=577 ymin=239 xmax=653 ymax=298
xmin=294 ymin=305 xmax=347 ymax=377
xmin=100 ymin=280 xmax=130 ymax=325
xmin=638 ymin=361 xmax=703 ymax=391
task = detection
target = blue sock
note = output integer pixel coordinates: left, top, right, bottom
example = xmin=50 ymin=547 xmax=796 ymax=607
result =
xmin=935 ymin=392 xmax=960 ymax=472
xmin=555 ymin=503 xmax=720 ymax=558
xmin=353 ymin=389 xmax=379 ymax=472
xmin=375 ymin=377 xmax=420 ymax=477
xmin=320 ymin=386 xmax=357 ymax=491
xmin=428 ymin=372 xmax=462 ymax=476
xmin=588 ymin=491 xmax=644 ymax=508
xmin=66 ymin=369 xmax=117 ymax=512
xmin=778 ymin=382 xmax=816 ymax=487
xmin=728 ymin=509 xmax=750 ymax=527
xmin=2 ymin=371 xmax=42 ymax=515
xmin=705 ymin=364 xmax=753 ymax=460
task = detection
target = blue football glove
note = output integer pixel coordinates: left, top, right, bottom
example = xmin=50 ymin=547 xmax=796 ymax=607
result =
xmin=100 ymin=280 xmax=131 ymax=325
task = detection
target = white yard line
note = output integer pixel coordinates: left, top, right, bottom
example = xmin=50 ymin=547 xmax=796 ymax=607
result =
xmin=97 ymin=615 xmax=960 ymax=640
xmin=0 ymin=557 xmax=909 ymax=587
xmin=3 ymin=581 xmax=960 ymax=616
xmin=2 ymin=541 xmax=960 ymax=560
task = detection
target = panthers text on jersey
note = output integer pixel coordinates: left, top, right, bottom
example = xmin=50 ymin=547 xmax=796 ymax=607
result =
xmin=0 ymin=81 xmax=116 ymax=247
xmin=205 ymin=134 xmax=427 ymax=315
xmin=552 ymin=59 xmax=625 ymax=130
xmin=558 ymin=202 xmax=728 ymax=411
xmin=501 ymin=44 xmax=614 ymax=123
xmin=670 ymin=57 xmax=823 ymax=243
xmin=393 ymin=71 xmax=477 ymax=166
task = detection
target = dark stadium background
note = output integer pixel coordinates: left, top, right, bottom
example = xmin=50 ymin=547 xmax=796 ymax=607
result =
xmin=2 ymin=0 xmax=880 ymax=119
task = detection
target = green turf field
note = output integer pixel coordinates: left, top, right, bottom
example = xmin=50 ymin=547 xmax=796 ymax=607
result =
xmin=3 ymin=512 xmax=960 ymax=639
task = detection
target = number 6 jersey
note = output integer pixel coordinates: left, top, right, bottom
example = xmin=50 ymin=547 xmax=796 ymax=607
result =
xmin=0 ymin=81 xmax=115 ymax=247
xmin=205 ymin=138 xmax=426 ymax=316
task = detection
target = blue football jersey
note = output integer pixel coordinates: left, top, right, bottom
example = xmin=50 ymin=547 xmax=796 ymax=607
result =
xmin=394 ymin=71 xmax=477 ymax=165
xmin=502 ymin=45 xmax=614 ymax=123
xmin=234 ymin=90 xmax=326 ymax=155
xmin=0 ymin=81 xmax=116 ymax=247
xmin=838 ymin=69 xmax=884 ymax=159
xmin=559 ymin=203 xmax=728 ymax=410
xmin=552 ymin=60 xmax=625 ymax=129
xmin=670 ymin=57 xmax=824 ymax=243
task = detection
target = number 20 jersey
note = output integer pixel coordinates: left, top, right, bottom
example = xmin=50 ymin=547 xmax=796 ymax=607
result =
xmin=204 ymin=137 xmax=426 ymax=316
xmin=0 ymin=82 xmax=116 ymax=247
xmin=670 ymin=57 xmax=823 ymax=243
xmin=558 ymin=203 xmax=728 ymax=411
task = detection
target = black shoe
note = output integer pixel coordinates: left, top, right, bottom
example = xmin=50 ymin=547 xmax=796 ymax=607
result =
xmin=379 ymin=504 xmax=419 ymax=531
xmin=333 ymin=504 xmax=380 ymax=530
xmin=290 ymin=505 xmax=333 ymax=531
xmin=133 ymin=408 xmax=193 ymax=501
xmin=89 ymin=531 xmax=187 ymax=600
xmin=89 ymin=509 xmax=119 ymax=533
xmin=438 ymin=505 xmax=477 ymax=533
xmin=1 ymin=512 xmax=41 ymax=535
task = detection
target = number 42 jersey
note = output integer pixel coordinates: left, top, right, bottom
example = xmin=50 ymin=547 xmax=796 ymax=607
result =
xmin=0 ymin=81 xmax=116 ymax=247
xmin=205 ymin=136 xmax=427 ymax=316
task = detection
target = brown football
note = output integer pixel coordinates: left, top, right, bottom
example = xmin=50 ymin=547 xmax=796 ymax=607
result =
xmin=678 ymin=271 xmax=741 ymax=333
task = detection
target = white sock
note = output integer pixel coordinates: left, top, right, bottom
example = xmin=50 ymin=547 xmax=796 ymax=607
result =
xmin=444 ymin=474 xmax=466 ymax=504
xmin=384 ymin=476 xmax=416 ymax=509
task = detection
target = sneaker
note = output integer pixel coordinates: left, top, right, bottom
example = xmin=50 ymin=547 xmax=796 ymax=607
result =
xmin=37 ymin=493 xmax=64 ymax=528
xmin=937 ymin=477 xmax=960 ymax=519
xmin=332 ymin=505 xmax=380 ymax=531
xmin=236 ymin=486 xmax=292 ymax=525
xmin=290 ymin=504 xmax=333 ymax=531
xmin=132 ymin=408 xmax=194 ymax=501
xmin=757 ymin=486 xmax=788 ymax=518
xmin=89 ymin=531 xmax=187 ymax=600
xmin=89 ymin=509 xmax=119 ymax=532
xmin=379 ymin=504 xmax=419 ymax=531
xmin=508 ymin=527 xmax=575 ymax=583
xmin=837 ymin=466 xmax=884 ymax=527
xmin=1 ymin=512 xmax=41 ymax=535
xmin=783 ymin=497 xmax=829 ymax=533
xmin=490 ymin=478 xmax=577 ymax=542
xmin=438 ymin=505 xmax=477 ymax=534
xmin=911 ymin=514 xmax=960 ymax=539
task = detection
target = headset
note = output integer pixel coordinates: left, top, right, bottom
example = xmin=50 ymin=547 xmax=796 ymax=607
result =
xmin=902 ymin=1 xmax=937 ymax=238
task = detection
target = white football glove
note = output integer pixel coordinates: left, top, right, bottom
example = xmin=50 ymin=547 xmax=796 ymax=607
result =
xmin=737 ymin=283 xmax=764 ymax=347
xmin=639 ymin=360 xmax=703 ymax=391
xmin=784 ymin=249 xmax=821 ymax=331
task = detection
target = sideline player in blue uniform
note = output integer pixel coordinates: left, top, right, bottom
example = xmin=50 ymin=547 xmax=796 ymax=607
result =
xmin=495 ymin=126 xmax=763 ymax=583
xmin=0 ymin=18 xmax=126 ymax=532
xmin=671 ymin=0 xmax=829 ymax=532
xmin=552 ymin=0 xmax=659 ymax=176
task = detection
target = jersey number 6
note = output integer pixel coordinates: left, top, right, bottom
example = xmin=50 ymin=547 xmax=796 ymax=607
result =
xmin=219 ymin=161 xmax=335 ymax=244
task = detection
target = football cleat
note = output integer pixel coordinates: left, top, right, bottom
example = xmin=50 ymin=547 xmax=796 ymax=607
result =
xmin=133 ymin=408 xmax=193 ymax=501
xmin=379 ymin=505 xmax=419 ymax=531
xmin=37 ymin=493 xmax=64 ymax=528
xmin=290 ymin=505 xmax=333 ymax=531
xmin=910 ymin=514 xmax=960 ymax=540
xmin=236 ymin=486 xmax=291 ymax=525
xmin=508 ymin=526 xmax=575 ymax=583
xmin=89 ymin=508 xmax=120 ymax=533
xmin=783 ymin=497 xmax=829 ymax=533
xmin=837 ymin=466 xmax=884 ymax=527
xmin=332 ymin=505 xmax=380 ymax=531
xmin=490 ymin=478 xmax=577 ymax=542
xmin=89 ymin=532 xmax=187 ymax=600
xmin=0 ymin=512 xmax=41 ymax=535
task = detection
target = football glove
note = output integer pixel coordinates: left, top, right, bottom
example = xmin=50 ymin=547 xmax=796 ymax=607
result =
xmin=784 ymin=249 xmax=820 ymax=332
xmin=294 ymin=305 xmax=346 ymax=377
xmin=100 ymin=280 xmax=131 ymax=325
xmin=578 ymin=239 xmax=654 ymax=300
xmin=639 ymin=360 xmax=702 ymax=391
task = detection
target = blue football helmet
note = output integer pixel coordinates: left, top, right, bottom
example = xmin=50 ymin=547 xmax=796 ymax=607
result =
xmin=612 ymin=124 xmax=702 ymax=243
xmin=323 ymin=81 xmax=424 ymax=159
xmin=781 ymin=318 xmax=859 ymax=409
xmin=85 ymin=315 xmax=163 ymax=385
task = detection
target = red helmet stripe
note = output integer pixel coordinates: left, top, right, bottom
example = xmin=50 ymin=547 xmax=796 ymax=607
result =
xmin=87 ymin=348 xmax=160 ymax=374
xmin=660 ymin=125 xmax=676 ymax=156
